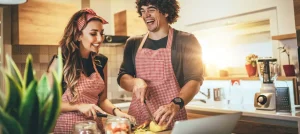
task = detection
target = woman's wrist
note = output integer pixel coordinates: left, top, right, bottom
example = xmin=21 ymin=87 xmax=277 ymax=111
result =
xmin=113 ymin=107 xmax=122 ymax=116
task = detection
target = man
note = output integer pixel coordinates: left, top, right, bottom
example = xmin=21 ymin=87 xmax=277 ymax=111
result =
xmin=117 ymin=0 xmax=204 ymax=128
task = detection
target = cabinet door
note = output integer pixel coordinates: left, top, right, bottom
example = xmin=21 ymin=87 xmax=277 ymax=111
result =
xmin=12 ymin=0 xmax=80 ymax=45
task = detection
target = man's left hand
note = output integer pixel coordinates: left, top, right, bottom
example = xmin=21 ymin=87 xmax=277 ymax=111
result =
xmin=153 ymin=102 xmax=180 ymax=126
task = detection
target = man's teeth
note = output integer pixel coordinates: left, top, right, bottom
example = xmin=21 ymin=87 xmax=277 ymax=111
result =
xmin=146 ymin=20 xmax=154 ymax=23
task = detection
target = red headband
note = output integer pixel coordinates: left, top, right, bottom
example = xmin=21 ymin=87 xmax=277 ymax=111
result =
xmin=77 ymin=8 xmax=108 ymax=31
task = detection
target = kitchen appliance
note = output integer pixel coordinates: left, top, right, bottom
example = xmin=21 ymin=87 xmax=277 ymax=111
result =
xmin=254 ymin=57 xmax=278 ymax=110
xmin=102 ymin=35 xmax=129 ymax=46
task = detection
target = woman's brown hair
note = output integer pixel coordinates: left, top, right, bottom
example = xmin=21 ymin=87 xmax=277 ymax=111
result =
xmin=59 ymin=9 xmax=104 ymax=103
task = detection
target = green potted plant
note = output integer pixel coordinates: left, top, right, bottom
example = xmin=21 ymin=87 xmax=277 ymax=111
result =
xmin=0 ymin=48 xmax=63 ymax=134
xmin=278 ymin=45 xmax=295 ymax=76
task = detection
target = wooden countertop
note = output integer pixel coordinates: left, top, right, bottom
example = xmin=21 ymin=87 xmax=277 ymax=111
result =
xmin=204 ymin=76 xmax=297 ymax=81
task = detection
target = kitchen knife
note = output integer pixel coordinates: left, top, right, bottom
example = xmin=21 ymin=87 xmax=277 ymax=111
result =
xmin=144 ymin=100 xmax=158 ymax=124
xmin=96 ymin=112 xmax=109 ymax=118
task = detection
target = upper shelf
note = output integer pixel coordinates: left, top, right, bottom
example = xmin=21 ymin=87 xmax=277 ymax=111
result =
xmin=271 ymin=33 xmax=297 ymax=40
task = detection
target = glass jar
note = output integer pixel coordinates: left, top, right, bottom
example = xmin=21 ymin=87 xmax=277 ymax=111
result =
xmin=105 ymin=117 xmax=131 ymax=134
xmin=73 ymin=120 xmax=98 ymax=134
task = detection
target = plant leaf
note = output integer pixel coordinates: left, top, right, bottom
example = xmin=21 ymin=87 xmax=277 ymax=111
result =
xmin=23 ymin=54 xmax=35 ymax=90
xmin=39 ymin=94 xmax=52 ymax=134
xmin=43 ymin=73 xmax=62 ymax=134
xmin=282 ymin=50 xmax=286 ymax=53
xmin=4 ymin=73 xmax=22 ymax=118
xmin=36 ymin=74 xmax=51 ymax=111
xmin=55 ymin=47 xmax=63 ymax=82
xmin=19 ymin=80 xmax=39 ymax=134
xmin=0 ymin=107 xmax=23 ymax=134
xmin=36 ymin=74 xmax=51 ymax=133
xmin=5 ymin=54 xmax=23 ymax=88
xmin=0 ymin=91 xmax=4 ymax=108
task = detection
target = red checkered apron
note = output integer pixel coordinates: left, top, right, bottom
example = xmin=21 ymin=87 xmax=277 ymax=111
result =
xmin=128 ymin=28 xmax=187 ymax=129
xmin=54 ymin=63 xmax=105 ymax=134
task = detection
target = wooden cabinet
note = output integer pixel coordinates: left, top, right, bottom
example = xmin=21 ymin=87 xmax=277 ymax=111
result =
xmin=12 ymin=0 xmax=80 ymax=45
xmin=114 ymin=10 xmax=147 ymax=36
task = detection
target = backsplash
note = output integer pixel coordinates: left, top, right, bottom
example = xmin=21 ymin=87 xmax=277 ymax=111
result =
xmin=99 ymin=44 xmax=131 ymax=100
xmin=12 ymin=45 xmax=58 ymax=79
xmin=11 ymin=44 xmax=129 ymax=100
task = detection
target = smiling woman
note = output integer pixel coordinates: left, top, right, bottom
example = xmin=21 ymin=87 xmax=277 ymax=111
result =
xmin=46 ymin=8 xmax=136 ymax=134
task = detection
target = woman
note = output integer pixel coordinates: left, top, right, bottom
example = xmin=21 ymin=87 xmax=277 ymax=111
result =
xmin=48 ymin=8 xmax=135 ymax=134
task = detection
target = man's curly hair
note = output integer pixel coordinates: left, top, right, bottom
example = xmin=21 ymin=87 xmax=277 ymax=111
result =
xmin=136 ymin=0 xmax=180 ymax=24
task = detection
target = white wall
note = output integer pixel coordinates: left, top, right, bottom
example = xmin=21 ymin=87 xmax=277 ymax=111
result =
xmin=173 ymin=0 xmax=298 ymax=77
xmin=175 ymin=0 xmax=296 ymax=35
xmin=91 ymin=0 xmax=137 ymax=35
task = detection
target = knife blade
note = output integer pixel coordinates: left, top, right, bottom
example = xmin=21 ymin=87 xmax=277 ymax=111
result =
xmin=144 ymin=100 xmax=158 ymax=124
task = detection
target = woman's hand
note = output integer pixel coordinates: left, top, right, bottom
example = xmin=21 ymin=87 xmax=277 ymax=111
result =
xmin=77 ymin=103 xmax=105 ymax=119
xmin=114 ymin=109 xmax=136 ymax=125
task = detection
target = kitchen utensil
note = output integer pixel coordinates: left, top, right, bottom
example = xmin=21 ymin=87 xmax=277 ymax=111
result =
xmin=105 ymin=117 xmax=131 ymax=134
xmin=213 ymin=88 xmax=223 ymax=101
xmin=144 ymin=100 xmax=158 ymax=124
xmin=73 ymin=120 xmax=98 ymax=134
xmin=276 ymin=87 xmax=291 ymax=113
xmin=96 ymin=112 xmax=136 ymax=129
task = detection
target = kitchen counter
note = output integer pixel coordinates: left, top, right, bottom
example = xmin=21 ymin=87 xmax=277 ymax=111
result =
xmin=113 ymin=101 xmax=300 ymax=133
xmin=114 ymin=101 xmax=300 ymax=121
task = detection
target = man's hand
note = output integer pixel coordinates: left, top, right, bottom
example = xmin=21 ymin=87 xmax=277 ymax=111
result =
xmin=132 ymin=78 xmax=148 ymax=104
xmin=153 ymin=102 xmax=180 ymax=126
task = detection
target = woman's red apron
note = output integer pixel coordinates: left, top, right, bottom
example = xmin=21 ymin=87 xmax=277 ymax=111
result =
xmin=128 ymin=28 xmax=187 ymax=129
xmin=54 ymin=62 xmax=105 ymax=134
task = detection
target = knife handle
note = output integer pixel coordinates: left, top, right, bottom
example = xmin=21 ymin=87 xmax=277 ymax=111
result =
xmin=96 ymin=112 xmax=108 ymax=118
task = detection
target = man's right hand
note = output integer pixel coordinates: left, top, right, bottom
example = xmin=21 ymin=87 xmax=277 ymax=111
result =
xmin=132 ymin=78 xmax=148 ymax=104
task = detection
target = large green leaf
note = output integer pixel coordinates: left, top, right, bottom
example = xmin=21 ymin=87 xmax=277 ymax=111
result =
xmin=0 ymin=107 xmax=23 ymax=134
xmin=4 ymin=74 xmax=22 ymax=118
xmin=5 ymin=54 xmax=22 ymax=88
xmin=0 ymin=88 xmax=5 ymax=108
xmin=36 ymin=74 xmax=51 ymax=133
xmin=43 ymin=73 xmax=62 ymax=134
xmin=23 ymin=54 xmax=35 ymax=90
xmin=39 ymin=94 xmax=52 ymax=134
xmin=36 ymin=74 xmax=51 ymax=110
xmin=55 ymin=47 xmax=63 ymax=82
xmin=19 ymin=80 xmax=39 ymax=134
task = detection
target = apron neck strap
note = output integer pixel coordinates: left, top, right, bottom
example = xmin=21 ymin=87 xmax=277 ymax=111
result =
xmin=138 ymin=27 xmax=174 ymax=50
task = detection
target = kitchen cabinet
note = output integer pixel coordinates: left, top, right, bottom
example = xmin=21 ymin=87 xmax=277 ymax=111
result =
xmin=12 ymin=0 xmax=80 ymax=45
xmin=114 ymin=10 xmax=147 ymax=36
